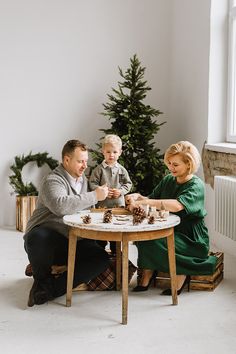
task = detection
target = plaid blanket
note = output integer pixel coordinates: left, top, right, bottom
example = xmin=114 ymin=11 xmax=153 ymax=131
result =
xmin=87 ymin=256 xmax=137 ymax=291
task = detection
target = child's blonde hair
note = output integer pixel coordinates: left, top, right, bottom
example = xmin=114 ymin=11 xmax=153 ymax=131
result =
xmin=102 ymin=134 xmax=122 ymax=150
xmin=164 ymin=141 xmax=201 ymax=174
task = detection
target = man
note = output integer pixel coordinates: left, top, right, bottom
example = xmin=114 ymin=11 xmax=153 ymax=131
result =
xmin=24 ymin=139 xmax=110 ymax=307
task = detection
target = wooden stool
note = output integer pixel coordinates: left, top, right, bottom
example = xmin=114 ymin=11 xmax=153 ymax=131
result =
xmin=154 ymin=252 xmax=224 ymax=291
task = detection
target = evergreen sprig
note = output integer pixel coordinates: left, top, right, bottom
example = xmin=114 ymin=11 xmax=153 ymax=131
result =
xmin=91 ymin=54 xmax=167 ymax=195
xmin=9 ymin=152 xmax=59 ymax=196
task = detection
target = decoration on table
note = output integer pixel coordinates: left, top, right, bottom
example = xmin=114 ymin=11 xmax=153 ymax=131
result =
xmin=158 ymin=202 xmax=169 ymax=221
xmin=9 ymin=152 xmax=59 ymax=196
xmin=141 ymin=204 xmax=149 ymax=215
xmin=150 ymin=206 xmax=158 ymax=218
xmin=132 ymin=206 xmax=146 ymax=225
xmin=81 ymin=215 xmax=92 ymax=224
xmin=103 ymin=209 xmax=113 ymax=223
xmin=159 ymin=202 xmax=166 ymax=217
xmin=148 ymin=215 xmax=155 ymax=224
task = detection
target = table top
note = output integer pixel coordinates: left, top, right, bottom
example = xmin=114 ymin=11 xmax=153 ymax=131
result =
xmin=63 ymin=210 xmax=180 ymax=233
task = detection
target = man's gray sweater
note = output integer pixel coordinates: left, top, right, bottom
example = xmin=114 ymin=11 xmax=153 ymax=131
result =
xmin=24 ymin=164 xmax=97 ymax=239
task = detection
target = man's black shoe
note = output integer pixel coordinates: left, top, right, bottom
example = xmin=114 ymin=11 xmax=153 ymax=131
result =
xmin=28 ymin=279 xmax=54 ymax=307
xmin=28 ymin=280 xmax=38 ymax=307
xmin=34 ymin=288 xmax=53 ymax=305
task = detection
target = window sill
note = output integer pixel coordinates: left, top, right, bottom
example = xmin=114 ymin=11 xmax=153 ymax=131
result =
xmin=205 ymin=142 xmax=236 ymax=154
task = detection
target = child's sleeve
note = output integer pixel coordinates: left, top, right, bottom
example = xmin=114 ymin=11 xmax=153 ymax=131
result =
xmin=119 ymin=168 xmax=132 ymax=195
xmin=89 ymin=166 xmax=101 ymax=191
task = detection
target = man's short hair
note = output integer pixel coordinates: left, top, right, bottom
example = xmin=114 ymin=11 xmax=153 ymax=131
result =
xmin=62 ymin=139 xmax=87 ymax=159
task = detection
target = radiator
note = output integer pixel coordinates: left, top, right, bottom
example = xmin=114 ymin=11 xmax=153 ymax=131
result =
xmin=215 ymin=175 xmax=236 ymax=241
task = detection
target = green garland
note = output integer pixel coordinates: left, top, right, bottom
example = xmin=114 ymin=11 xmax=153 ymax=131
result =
xmin=9 ymin=152 xmax=59 ymax=196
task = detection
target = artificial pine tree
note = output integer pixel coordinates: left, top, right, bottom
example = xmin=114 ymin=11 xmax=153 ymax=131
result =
xmin=91 ymin=54 xmax=166 ymax=195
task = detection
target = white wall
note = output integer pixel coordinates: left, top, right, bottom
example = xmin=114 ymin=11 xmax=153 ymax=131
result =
xmin=167 ymin=0 xmax=211 ymax=153
xmin=0 ymin=0 xmax=171 ymax=225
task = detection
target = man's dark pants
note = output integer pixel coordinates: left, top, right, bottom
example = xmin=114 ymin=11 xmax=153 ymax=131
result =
xmin=24 ymin=226 xmax=110 ymax=299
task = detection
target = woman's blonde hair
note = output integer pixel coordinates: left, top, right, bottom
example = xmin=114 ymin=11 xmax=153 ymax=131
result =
xmin=164 ymin=141 xmax=201 ymax=174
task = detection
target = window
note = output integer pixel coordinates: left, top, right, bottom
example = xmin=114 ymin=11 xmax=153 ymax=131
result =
xmin=227 ymin=0 xmax=236 ymax=142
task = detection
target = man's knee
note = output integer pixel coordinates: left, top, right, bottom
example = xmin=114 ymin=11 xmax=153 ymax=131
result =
xmin=25 ymin=228 xmax=53 ymax=258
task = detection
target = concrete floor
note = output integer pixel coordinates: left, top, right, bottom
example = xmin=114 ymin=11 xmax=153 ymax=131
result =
xmin=1 ymin=227 xmax=236 ymax=354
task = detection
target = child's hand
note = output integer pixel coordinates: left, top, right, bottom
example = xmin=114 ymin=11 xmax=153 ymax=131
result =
xmin=112 ymin=189 xmax=121 ymax=198
xmin=108 ymin=188 xmax=114 ymax=198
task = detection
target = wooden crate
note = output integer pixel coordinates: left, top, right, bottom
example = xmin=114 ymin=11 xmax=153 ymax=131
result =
xmin=154 ymin=251 xmax=224 ymax=291
xmin=16 ymin=196 xmax=37 ymax=232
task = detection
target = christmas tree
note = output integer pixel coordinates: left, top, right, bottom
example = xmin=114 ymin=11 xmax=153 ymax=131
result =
xmin=91 ymin=54 xmax=166 ymax=195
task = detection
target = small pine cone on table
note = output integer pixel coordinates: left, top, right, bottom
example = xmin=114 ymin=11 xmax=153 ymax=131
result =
xmin=81 ymin=215 xmax=92 ymax=224
xmin=103 ymin=209 xmax=113 ymax=223
xmin=132 ymin=206 xmax=147 ymax=225
xmin=148 ymin=215 xmax=155 ymax=224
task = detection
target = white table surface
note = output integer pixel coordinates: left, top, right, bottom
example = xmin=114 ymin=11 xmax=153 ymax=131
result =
xmin=63 ymin=211 xmax=180 ymax=232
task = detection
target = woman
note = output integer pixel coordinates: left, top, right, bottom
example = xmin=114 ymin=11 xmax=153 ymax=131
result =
xmin=126 ymin=141 xmax=217 ymax=294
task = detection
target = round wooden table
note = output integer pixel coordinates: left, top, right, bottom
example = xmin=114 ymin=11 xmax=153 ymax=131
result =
xmin=63 ymin=211 xmax=180 ymax=325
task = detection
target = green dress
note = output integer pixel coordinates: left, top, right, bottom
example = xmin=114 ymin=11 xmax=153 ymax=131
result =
xmin=136 ymin=174 xmax=217 ymax=275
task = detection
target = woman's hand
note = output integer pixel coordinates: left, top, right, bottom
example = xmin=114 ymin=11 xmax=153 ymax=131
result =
xmin=126 ymin=200 xmax=135 ymax=212
xmin=125 ymin=193 xmax=141 ymax=205
xmin=125 ymin=194 xmax=144 ymax=212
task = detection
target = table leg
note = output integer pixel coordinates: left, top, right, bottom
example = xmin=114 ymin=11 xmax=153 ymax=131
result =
xmin=122 ymin=238 xmax=129 ymax=325
xmin=167 ymin=231 xmax=178 ymax=305
xmin=66 ymin=232 xmax=77 ymax=307
xmin=116 ymin=241 xmax=122 ymax=291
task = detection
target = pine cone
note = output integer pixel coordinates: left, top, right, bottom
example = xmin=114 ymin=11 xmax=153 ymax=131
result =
xmin=148 ymin=215 xmax=155 ymax=224
xmin=103 ymin=209 xmax=113 ymax=223
xmin=132 ymin=206 xmax=146 ymax=225
xmin=81 ymin=215 xmax=92 ymax=224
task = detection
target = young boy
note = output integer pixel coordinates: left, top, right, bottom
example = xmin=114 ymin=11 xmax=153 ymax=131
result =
xmin=89 ymin=134 xmax=132 ymax=253
xmin=89 ymin=134 xmax=132 ymax=208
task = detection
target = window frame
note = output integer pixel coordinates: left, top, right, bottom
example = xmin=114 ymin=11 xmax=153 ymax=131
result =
xmin=227 ymin=1 xmax=236 ymax=142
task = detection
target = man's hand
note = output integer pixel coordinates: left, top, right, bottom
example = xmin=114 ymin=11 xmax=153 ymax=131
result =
xmin=95 ymin=184 xmax=109 ymax=201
